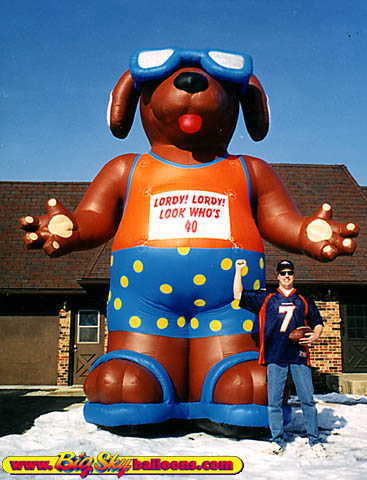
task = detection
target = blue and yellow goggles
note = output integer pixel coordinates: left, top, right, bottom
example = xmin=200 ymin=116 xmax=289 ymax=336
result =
xmin=129 ymin=47 xmax=253 ymax=94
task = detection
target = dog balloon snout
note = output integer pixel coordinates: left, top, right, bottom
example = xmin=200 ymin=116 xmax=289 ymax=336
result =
xmin=174 ymin=72 xmax=209 ymax=94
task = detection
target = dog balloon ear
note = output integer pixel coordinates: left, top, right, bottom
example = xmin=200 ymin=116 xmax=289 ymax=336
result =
xmin=107 ymin=70 xmax=140 ymax=139
xmin=240 ymin=75 xmax=270 ymax=142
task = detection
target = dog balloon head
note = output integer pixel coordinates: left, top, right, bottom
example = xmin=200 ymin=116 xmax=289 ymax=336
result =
xmin=107 ymin=48 xmax=270 ymax=149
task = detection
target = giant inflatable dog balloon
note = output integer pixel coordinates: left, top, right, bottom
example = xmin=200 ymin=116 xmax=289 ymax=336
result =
xmin=20 ymin=48 xmax=358 ymax=436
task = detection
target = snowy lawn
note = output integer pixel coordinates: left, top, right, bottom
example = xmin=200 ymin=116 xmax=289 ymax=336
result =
xmin=1 ymin=393 xmax=366 ymax=479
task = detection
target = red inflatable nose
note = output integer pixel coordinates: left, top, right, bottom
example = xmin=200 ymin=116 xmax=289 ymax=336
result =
xmin=179 ymin=114 xmax=202 ymax=134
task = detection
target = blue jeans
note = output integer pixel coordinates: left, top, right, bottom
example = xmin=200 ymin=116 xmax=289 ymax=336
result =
xmin=267 ymin=363 xmax=321 ymax=446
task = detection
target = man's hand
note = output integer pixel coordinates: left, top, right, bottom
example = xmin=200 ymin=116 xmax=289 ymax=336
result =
xmin=235 ymin=259 xmax=247 ymax=271
xmin=299 ymin=325 xmax=323 ymax=345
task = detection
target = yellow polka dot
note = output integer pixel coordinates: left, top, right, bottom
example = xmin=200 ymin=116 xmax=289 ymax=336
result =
xmin=190 ymin=318 xmax=199 ymax=329
xmin=120 ymin=276 xmax=129 ymax=288
xmin=110 ymin=255 xmax=114 ymax=266
xmin=259 ymin=257 xmax=264 ymax=269
xmin=210 ymin=320 xmax=222 ymax=332
xmin=157 ymin=317 xmax=169 ymax=329
xmin=253 ymin=279 xmax=260 ymax=290
xmin=129 ymin=316 xmax=141 ymax=328
xmin=114 ymin=298 xmax=122 ymax=310
xmin=221 ymin=258 xmax=232 ymax=270
xmin=160 ymin=284 xmax=173 ymax=294
xmin=177 ymin=247 xmax=190 ymax=255
xmin=177 ymin=316 xmax=186 ymax=328
xmin=108 ymin=291 xmax=111 ymax=302
xmin=241 ymin=265 xmax=249 ymax=277
xmin=193 ymin=274 xmax=206 ymax=286
xmin=194 ymin=299 xmax=206 ymax=307
xmin=231 ymin=299 xmax=240 ymax=310
xmin=243 ymin=319 xmax=254 ymax=332
xmin=133 ymin=260 xmax=143 ymax=273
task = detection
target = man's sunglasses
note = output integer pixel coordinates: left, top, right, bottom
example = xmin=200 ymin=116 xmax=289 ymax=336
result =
xmin=278 ymin=270 xmax=294 ymax=276
xmin=129 ymin=47 xmax=253 ymax=94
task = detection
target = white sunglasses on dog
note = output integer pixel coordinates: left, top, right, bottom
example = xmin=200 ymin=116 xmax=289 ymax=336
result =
xmin=129 ymin=47 xmax=253 ymax=94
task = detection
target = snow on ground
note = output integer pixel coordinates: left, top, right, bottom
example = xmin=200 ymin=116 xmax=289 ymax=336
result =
xmin=1 ymin=393 xmax=367 ymax=480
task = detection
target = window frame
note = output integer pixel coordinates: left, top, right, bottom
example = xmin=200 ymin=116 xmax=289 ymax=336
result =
xmin=345 ymin=304 xmax=367 ymax=340
xmin=77 ymin=310 xmax=100 ymax=344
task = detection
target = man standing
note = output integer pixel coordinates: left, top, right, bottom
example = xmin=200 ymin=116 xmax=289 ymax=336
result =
xmin=233 ymin=259 xmax=327 ymax=456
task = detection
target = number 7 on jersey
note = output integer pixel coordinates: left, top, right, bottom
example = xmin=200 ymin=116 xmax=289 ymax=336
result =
xmin=279 ymin=305 xmax=296 ymax=332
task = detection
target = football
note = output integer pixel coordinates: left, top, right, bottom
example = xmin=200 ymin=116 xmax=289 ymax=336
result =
xmin=289 ymin=326 xmax=313 ymax=343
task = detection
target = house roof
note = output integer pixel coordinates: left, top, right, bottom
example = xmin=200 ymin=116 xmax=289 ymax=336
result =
xmin=263 ymin=164 xmax=367 ymax=284
xmin=0 ymin=182 xmax=92 ymax=293
xmin=1 ymin=163 xmax=366 ymax=293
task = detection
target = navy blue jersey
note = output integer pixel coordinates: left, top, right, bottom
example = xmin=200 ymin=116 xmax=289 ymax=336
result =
xmin=239 ymin=288 xmax=323 ymax=366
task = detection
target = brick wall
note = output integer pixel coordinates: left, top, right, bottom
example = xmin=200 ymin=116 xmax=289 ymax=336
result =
xmin=104 ymin=316 xmax=108 ymax=353
xmin=57 ymin=308 xmax=71 ymax=386
xmin=309 ymin=300 xmax=343 ymax=391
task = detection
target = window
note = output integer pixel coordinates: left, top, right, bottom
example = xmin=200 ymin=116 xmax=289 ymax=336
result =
xmin=77 ymin=310 xmax=100 ymax=343
xmin=345 ymin=305 xmax=367 ymax=339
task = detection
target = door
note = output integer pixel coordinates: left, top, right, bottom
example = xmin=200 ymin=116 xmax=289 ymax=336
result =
xmin=341 ymin=304 xmax=367 ymax=372
xmin=73 ymin=310 xmax=106 ymax=385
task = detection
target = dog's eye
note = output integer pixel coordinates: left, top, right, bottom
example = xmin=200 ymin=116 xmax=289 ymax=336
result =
xmin=140 ymin=79 xmax=162 ymax=105
xmin=220 ymin=80 xmax=241 ymax=96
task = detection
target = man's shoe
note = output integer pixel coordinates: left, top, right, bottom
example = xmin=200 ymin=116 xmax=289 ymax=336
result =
xmin=264 ymin=441 xmax=285 ymax=455
xmin=310 ymin=443 xmax=328 ymax=458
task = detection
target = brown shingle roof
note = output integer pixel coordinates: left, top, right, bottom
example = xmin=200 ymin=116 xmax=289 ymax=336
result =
xmin=0 ymin=182 xmax=94 ymax=292
xmin=265 ymin=164 xmax=367 ymax=284
xmin=1 ymin=163 xmax=366 ymax=292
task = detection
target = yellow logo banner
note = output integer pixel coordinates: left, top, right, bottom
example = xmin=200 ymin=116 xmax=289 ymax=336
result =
xmin=3 ymin=452 xmax=244 ymax=477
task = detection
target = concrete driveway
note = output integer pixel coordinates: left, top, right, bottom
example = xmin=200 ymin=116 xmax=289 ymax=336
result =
xmin=0 ymin=386 xmax=85 ymax=437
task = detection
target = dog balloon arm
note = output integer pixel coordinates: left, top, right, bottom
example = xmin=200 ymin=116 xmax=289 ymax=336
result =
xmin=20 ymin=154 xmax=135 ymax=257
xmin=246 ymin=157 xmax=302 ymax=251
xmin=247 ymin=157 xmax=359 ymax=261
xmin=73 ymin=155 xmax=136 ymax=248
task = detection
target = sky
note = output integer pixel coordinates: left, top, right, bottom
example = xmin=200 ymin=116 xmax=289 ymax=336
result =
xmin=1 ymin=392 xmax=367 ymax=479
xmin=1 ymin=0 xmax=367 ymax=185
